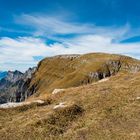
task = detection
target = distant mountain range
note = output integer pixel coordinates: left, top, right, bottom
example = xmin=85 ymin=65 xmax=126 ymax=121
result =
xmin=0 ymin=68 xmax=36 ymax=104
xmin=0 ymin=71 xmax=8 ymax=80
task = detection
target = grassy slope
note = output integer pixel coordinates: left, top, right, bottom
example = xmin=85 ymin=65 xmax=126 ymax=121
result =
xmin=1 ymin=72 xmax=140 ymax=140
xmin=28 ymin=53 xmax=140 ymax=97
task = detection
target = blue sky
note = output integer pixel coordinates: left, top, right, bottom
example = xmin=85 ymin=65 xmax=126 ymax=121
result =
xmin=1 ymin=0 xmax=140 ymax=71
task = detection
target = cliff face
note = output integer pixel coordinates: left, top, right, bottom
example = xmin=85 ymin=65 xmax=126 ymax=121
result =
xmin=1 ymin=53 xmax=140 ymax=103
xmin=0 ymin=67 xmax=36 ymax=104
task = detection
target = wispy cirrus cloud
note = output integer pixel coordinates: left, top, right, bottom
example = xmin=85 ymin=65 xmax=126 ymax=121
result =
xmin=15 ymin=14 xmax=95 ymax=35
xmin=15 ymin=14 xmax=140 ymax=43
xmin=15 ymin=14 xmax=132 ymax=40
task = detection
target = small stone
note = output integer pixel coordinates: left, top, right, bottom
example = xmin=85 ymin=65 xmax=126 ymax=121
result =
xmin=53 ymin=102 xmax=67 ymax=109
xmin=136 ymin=97 xmax=140 ymax=100
xmin=52 ymin=89 xmax=65 ymax=94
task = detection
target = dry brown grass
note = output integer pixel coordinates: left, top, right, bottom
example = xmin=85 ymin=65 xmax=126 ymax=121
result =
xmin=1 ymin=72 xmax=140 ymax=139
xmin=1 ymin=53 xmax=140 ymax=140
xmin=27 ymin=53 xmax=140 ymax=97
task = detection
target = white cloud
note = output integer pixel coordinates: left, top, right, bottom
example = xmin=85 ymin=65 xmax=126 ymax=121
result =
xmin=1 ymin=14 xmax=140 ymax=71
xmin=57 ymin=35 xmax=140 ymax=57
xmin=0 ymin=37 xmax=48 ymax=71
xmin=1 ymin=35 xmax=140 ymax=72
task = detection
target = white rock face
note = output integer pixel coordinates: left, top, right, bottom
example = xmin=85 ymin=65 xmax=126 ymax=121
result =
xmin=53 ymin=102 xmax=67 ymax=109
xmin=52 ymin=89 xmax=65 ymax=94
xmin=32 ymin=100 xmax=45 ymax=104
xmin=0 ymin=102 xmax=27 ymax=108
xmin=0 ymin=100 xmax=45 ymax=109
xmin=136 ymin=97 xmax=140 ymax=100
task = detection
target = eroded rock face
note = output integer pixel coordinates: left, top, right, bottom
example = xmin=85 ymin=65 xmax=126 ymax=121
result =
xmin=0 ymin=67 xmax=36 ymax=104
xmin=85 ymin=59 xmax=140 ymax=84
xmin=6 ymin=71 xmax=24 ymax=83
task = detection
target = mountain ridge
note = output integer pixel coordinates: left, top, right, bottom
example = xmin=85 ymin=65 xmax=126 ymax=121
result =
xmin=1 ymin=53 xmax=140 ymax=103
xmin=27 ymin=53 xmax=140 ymax=97
xmin=0 ymin=67 xmax=36 ymax=103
